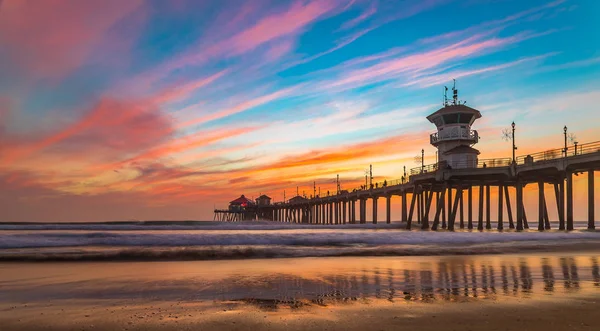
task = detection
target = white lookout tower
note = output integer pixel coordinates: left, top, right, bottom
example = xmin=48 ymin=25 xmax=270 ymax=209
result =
xmin=427 ymin=80 xmax=481 ymax=169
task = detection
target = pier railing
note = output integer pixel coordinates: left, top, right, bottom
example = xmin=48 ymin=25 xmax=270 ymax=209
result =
xmin=430 ymin=128 xmax=478 ymax=145
xmin=516 ymin=141 xmax=600 ymax=165
xmin=409 ymin=157 xmax=512 ymax=175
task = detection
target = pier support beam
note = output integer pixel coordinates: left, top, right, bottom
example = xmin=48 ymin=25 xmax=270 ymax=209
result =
xmin=328 ymin=203 xmax=333 ymax=225
xmin=417 ymin=191 xmax=422 ymax=224
xmin=449 ymin=186 xmax=461 ymax=231
xmin=445 ymin=184 xmax=452 ymax=229
xmin=422 ymin=189 xmax=434 ymax=230
xmin=351 ymin=200 xmax=356 ymax=224
xmin=516 ymin=181 xmax=524 ymax=231
xmin=468 ymin=186 xmax=473 ymax=229
xmin=538 ymin=181 xmax=545 ymax=231
xmin=402 ymin=193 xmax=408 ymax=223
xmin=459 ymin=188 xmax=464 ymax=229
xmin=359 ymin=199 xmax=366 ymax=224
xmin=439 ymin=192 xmax=445 ymax=228
xmin=373 ymin=197 xmax=378 ymax=224
xmin=478 ymin=185 xmax=484 ymax=230
xmin=567 ymin=172 xmax=574 ymax=231
xmin=386 ymin=196 xmax=391 ymax=224
xmin=558 ymin=180 xmax=565 ymax=230
xmin=544 ymin=198 xmax=550 ymax=230
xmin=505 ymin=185 xmax=514 ymax=229
xmin=589 ymin=170 xmax=595 ymax=230
xmin=486 ymin=185 xmax=491 ymax=230
xmin=498 ymin=184 xmax=504 ymax=230
xmin=343 ymin=201 xmax=347 ymax=224
xmin=407 ymin=189 xmax=417 ymax=230
xmin=432 ymin=187 xmax=446 ymax=230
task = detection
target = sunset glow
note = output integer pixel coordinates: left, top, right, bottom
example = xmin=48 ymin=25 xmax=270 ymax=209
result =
xmin=1 ymin=0 xmax=599 ymax=222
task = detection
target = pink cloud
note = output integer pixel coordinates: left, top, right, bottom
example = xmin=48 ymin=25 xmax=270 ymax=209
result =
xmin=177 ymin=87 xmax=296 ymax=129
xmin=144 ymin=0 xmax=343 ymax=84
xmin=0 ymin=0 xmax=144 ymax=81
xmin=339 ymin=1 xmax=377 ymax=30
xmin=227 ymin=0 xmax=337 ymax=55
xmin=151 ymin=69 xmax=230 ymax=105
xmin=0 ymin=97 xmax=174 ymax=166
xmin=325 ymin=34 xmax=517 ymax=90
xmin=265 ymin=39 xmax=296 ymax=61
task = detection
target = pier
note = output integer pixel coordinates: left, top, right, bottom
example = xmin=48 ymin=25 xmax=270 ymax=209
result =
xmin=215 ymin=84 xmax=600 ymax=231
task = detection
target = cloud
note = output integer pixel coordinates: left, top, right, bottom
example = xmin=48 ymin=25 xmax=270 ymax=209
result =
xmin=151 ymin=69 xmax=230 ymax=105
xmin=339 ymin=2 xmax=377 ymax=30
xmin=0 ymin=0 xmax=144 ymax=81
xmin=177 ymin=86 xmax=297 ymax=128
xmin=0 ymin=98 xmax=175 ymax=166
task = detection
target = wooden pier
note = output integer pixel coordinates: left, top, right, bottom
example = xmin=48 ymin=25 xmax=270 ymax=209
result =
xmin=214 ymin=141 xmax=600 ymax=230
xmin=214 ymin=85 xmax=600 ymax=230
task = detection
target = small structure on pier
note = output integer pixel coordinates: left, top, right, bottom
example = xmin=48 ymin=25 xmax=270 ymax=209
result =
xmin=427 ymin=81 xmax=481 ymax=169
xmin=229 ymin=195 xmax=254 ymax=211
xmin=288 ymin=195 xmax=308 ymax=204
xmin=255 ymin=194 xmax=272 ymax=206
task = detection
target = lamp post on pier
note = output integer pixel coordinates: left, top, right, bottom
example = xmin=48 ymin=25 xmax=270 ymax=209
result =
xmin=512 ymin=122 xmax=516 ymax=164
xmin=421 ymin=149 xmax=425 ymax=173
xmin=502 ymin=122 xmax=517 ymax=164
xmin=564 ymin=126 xmax=568 ymax=157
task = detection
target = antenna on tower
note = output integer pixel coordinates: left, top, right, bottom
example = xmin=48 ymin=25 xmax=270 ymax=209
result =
xmin=443 ymin=86 xmax=448 ymax=106
xmin=452 ymin=79 xmax=458 ymax=105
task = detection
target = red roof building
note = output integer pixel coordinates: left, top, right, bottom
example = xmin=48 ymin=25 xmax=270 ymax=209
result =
xmin=229 ymin=195 xmax=254 ymax=210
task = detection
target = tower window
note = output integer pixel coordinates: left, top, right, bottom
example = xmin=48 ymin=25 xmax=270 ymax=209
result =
xmin=442 ymin=113 xmax=459 ymax=124
xmin=458 ymin=113 xmax=473 ymax=124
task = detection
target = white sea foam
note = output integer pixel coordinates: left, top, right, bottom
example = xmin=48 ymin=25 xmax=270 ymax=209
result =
xmin=1 ymin=228 xmax=599 ymax=249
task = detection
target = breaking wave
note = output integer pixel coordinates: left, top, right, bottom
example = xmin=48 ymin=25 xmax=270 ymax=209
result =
xmin=1 ymin=221 xmax=599 ymax=261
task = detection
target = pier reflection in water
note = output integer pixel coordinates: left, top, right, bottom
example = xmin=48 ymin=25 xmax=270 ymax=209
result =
xmin=213 ymin=254 xmax=600 ymax=308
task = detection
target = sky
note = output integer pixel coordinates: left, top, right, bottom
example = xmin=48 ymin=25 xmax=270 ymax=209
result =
xmin=1 ymin=0 xmax=600 ymax=222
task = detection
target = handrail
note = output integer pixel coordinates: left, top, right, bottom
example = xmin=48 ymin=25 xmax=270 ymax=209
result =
xmin=517 ymin=141 xmax=600 ymax=165
xmin=430 ymin=129 xmax=478 ymax=144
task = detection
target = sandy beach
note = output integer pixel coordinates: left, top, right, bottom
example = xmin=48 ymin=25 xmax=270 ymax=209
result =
xmin=1 ymin=296 xmax=599 ymax=331
xmin=2 ymin=251 xmax=600 ymax=330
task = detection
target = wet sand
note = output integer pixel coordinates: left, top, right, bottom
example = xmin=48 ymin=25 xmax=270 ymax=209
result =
xmin=1 ymin=252 xmax=600 ymax=330
xmin=1 ymin=296 xmax=599 ymax=331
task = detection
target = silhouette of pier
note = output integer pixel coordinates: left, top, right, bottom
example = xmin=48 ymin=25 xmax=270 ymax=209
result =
xmin=215 ymin=83 xmax=600 ymax=231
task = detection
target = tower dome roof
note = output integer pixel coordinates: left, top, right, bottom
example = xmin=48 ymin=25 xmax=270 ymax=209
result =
xmin=426 ymin=104 xmax=481 ymax=122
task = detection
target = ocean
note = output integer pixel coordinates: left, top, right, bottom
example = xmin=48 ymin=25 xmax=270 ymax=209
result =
xmin=1 ymin=221 xmax=599 ymax=261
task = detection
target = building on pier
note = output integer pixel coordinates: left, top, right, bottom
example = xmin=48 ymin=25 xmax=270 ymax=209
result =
xmin=229 ymin=195 xmax=254 ymax=211
xmin=288 ymin=195 xmax=308 ymax=204
xmin=255 ymin=194 xmax=272 ymax=206
xmin=427 ymin=82 xmax=481 ymax=169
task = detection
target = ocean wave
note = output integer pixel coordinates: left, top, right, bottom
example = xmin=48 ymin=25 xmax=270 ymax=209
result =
xmin=1 ymin=229 xmax=600 ymax=249
xmin=2 ymin=240 xmax=599 ymax=262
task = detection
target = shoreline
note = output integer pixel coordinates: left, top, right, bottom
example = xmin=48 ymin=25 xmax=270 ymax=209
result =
xmin=1 ymin=240 xmax=600 ymax=262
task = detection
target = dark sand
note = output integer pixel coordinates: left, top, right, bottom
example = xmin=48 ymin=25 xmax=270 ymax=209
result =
xmin=1 ymin=297 xmax=599 ymax=331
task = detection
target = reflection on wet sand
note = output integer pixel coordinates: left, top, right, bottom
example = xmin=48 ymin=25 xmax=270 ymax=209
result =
xmin=1 ymin=254 xmax=600 ymax=310
xmin=224 ymin=255 xmax=600 ymax=309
